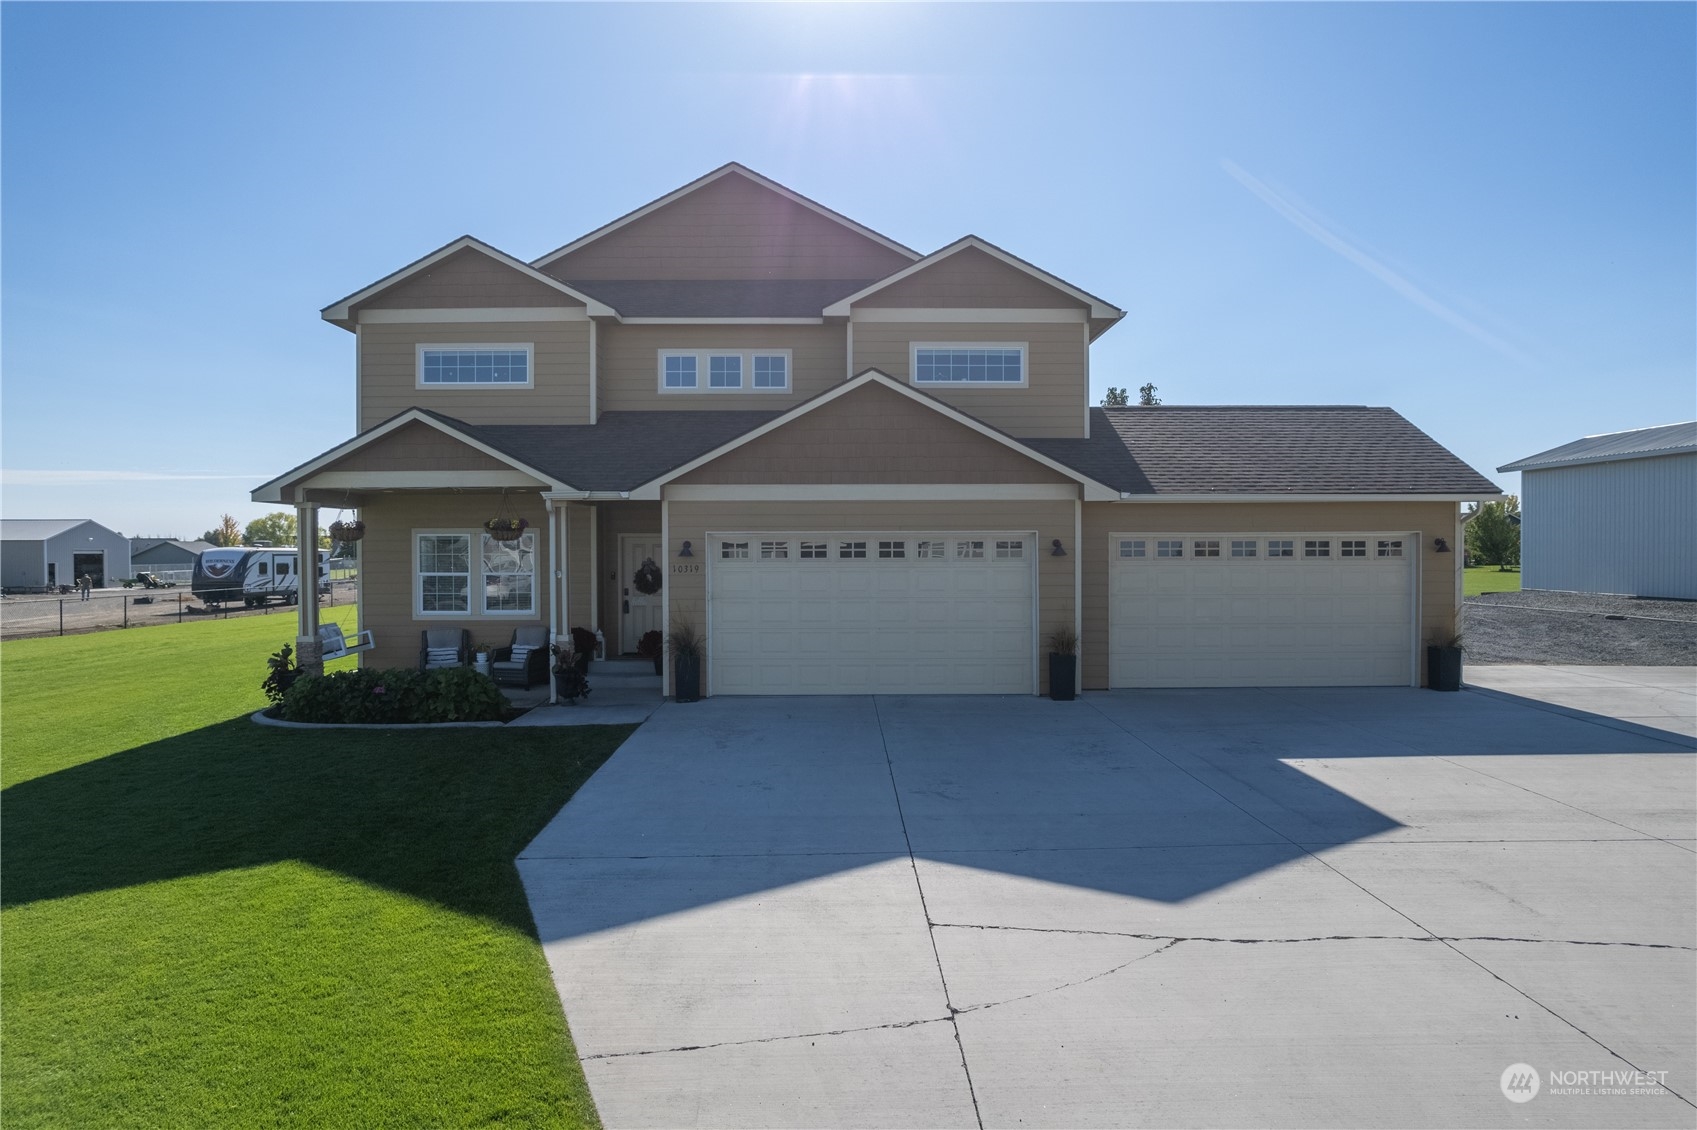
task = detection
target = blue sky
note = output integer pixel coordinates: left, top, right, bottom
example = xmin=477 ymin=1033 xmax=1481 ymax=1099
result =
xmin=3 ymin=2 xmax=1692 ymax=537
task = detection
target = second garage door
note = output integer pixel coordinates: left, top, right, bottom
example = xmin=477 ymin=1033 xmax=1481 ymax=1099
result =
xmin=1109 ymin=532 xmax=1417 ymax=688
xmin=709 ymin=532 xmax=1036 ymax=695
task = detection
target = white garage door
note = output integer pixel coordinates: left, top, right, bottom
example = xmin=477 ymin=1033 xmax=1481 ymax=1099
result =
xmin=1110 ymin=533 xmax=1416 ymax=688
xmin=710 ymin=532 xmax=1036 ymax=695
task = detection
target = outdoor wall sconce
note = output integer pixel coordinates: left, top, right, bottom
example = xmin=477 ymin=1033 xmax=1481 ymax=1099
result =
xmin=678 ymin=541 xmax=693 ymax=557
xmin=1051 ymin=539 xmax=1067 ymax=556
xmin=1433 ymin=537 xmax=1451 ymax=553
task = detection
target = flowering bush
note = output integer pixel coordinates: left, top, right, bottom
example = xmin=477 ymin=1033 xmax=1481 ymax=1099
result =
xmin=280 ymin=666 xmax=505 ymax=724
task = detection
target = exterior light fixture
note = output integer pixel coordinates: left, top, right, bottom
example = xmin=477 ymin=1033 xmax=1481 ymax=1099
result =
xmin=679 ymin=540 xmax=693 ymax=558
xmin=1433 ymin=537 xmax=1451 ymax=553
xmin=1051 ymin=539 xmax=1067 ymax=556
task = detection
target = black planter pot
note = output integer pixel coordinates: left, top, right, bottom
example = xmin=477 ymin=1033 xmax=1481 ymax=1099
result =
xmin=1048 ymin=653 xmax=1078 ymax=701
xmin=673 ymin=653 xmax=702 ymax=703
xmin=1426 ymin=645 xmax=1463 ymax=692
xmin=649 ymin=655 xmax=663 ymax=676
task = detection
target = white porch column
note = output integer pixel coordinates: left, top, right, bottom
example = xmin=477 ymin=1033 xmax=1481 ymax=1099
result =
xmin=295 ymin=500 xmax=322 ymax=677
xmin=547 ymin=499 xmax=562 ymax=704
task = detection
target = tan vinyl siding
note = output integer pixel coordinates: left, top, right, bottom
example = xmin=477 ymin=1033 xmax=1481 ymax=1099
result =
xmin=356 ymin=492 xmax=551 ymax=671
xmin=321 ymin=421 xmax=514 ymax=473
xmin=358 ymin=320 xmax=591 ymax=430
xmin=542 ymin=173 xmax=913 ymax=282
xmin=1079 ymin=500 xmax=1461 ymax=690
xmin=677 ymin=381 xmax=1070 ymax=485
xmin=857 ymin=247 xmax=1087 ymax=309
xmin=667 ymin=499 xmax=1075 ymax=696
xmin=357 ymin=247 xmax=581 ymax=311
xmin=595 ymin=501 xmax=663 ymax=641
xmin=851 ymin=321 xmax=1087 ymax=438
xmin=596 ymin=322 xmax=844 ymax=412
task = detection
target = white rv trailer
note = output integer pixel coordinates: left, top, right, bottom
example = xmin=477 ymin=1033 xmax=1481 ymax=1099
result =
xmin=191 ymin=547 xmax=329 ymax=607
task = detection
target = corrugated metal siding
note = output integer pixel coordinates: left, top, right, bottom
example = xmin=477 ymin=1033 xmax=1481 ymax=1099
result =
xmin=1521 ymin=452 xmax=1696 ymax=599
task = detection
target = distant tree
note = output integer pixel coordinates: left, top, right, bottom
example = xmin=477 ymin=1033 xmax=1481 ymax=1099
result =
xmin=1102 ymin=387 xmax=1130 ymax=407
xmin=202 ymin=514 xmax=243 ymax=547
xmin=1465 ymin=495 xmax=1521 ymax=570
xmin=1138 ymin=383 xmax=1162 ymax=406
xmin=244 ymin=511 xmax=297 ymax=547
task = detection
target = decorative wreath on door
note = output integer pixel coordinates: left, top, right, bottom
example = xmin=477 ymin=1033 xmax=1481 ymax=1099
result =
xmin=633 ymin=557 xmax=663 ymax=595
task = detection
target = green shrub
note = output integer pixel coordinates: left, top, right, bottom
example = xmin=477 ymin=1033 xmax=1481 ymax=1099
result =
xmin=280 ymin=666 xmax=505 ymax=724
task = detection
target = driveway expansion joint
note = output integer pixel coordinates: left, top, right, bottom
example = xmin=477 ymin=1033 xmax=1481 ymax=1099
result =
xmin=932 ymin=922 xmax=1695 ymax=950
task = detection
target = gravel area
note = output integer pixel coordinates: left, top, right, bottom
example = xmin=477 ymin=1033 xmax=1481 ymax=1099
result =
xmin=1464 ymin=588 xmax=1697 ymax=666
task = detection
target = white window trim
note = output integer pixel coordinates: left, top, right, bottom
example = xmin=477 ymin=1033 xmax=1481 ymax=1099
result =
xmin=657 ymin=349 xmax=793 ymax=394
xmin=412 ymin=528 xmax=540 ymax=619
xmin=415 ymin=343 xmax=535 ymax=390
xmin=908 ymin=342 xmax=1029 ymax=388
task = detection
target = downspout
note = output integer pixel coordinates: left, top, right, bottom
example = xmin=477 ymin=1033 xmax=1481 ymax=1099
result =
xmin=547 ymin=499 xmax=559 ymax=704
xmin=589 ymin=504 xmax=600 ymax=650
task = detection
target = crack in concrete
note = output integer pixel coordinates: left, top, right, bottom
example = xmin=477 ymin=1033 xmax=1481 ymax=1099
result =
xmin=952 ymin=938 xmax=1183 ymax=1017
xmin=931 ymin=921 xmax=1696 ymax=950
xmin=579 ymin=1013 xmax=954 ymax=1062
xmin=1432 ymin=754 xmax=1697 ymax=854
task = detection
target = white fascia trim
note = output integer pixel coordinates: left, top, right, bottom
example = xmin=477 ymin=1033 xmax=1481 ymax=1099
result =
xmin=624 ymin=369 xmax=1120 ymax=502
xmin=850 ymin=308 xmax=1086 ymax=324
xmin=667 ymin=484 xmax=1081 ymax=502
xmin=1499 ymin=446 xmax=1697 ymax=473
xmin=823 ymin=236 xmax=1124 ymax=321
xmin=1114 ymin=493 xmax=1501 ymax=503
xmin=620 ymin=317 xmax=823 ymax=325
xmin=359 ymin=307 xmax=587 ymax=324
xmin=251 ymin=408 xmax=572 ymax=502
xmin=303 ymin=470 xmax=547 ymax=490
xmin=542 ymin=490 xmax=631 ymax=502
xmin=531 ymin=163 xmax=921 ymax=268
xmin=321 ymin=236 xmax=616 ymax=323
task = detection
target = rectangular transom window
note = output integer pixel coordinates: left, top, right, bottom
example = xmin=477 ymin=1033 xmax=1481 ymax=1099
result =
xmin=1193 ymin=539 xmax=1222 ymax=558
xmin=1156 ymin=539 xmax=1184 ymax=558
xmin=800 ymin=541 xmax=828 ymax=559
xmin=760 ymin=541 xmax=789 ymax=560
xmin=1119 ymin=539 xmax=1146 ymax=558
xmin=994 ymin=539 xmax=1025 ymax=560
xmin=418 ymin=345 xmax=532 ymax=387
xmin=1231 ymin=539 xmax=1258 ymax=558
xmin=878 ymin=540 xmax=906 ymax=559
xmin=955 ymin=539 xmax=985 ymax=560
xmin=839 ymin=541 xmax=867 ymax=559
xmin=659 ymin=350 xmax=791 ymax=393
xmin=1341 ymin=539 xmax=1368 ymax=558
xmin=1304 ymin=540 xmax=1331 ymax=558
xmin=1377 ymin=540 xmax=1404 ymax=558
xmin=1267 ymin=540 xmax=1294 ymax=558
xmin=911 ymin=344 xmax=1027 ymax=386
xmin=721 ymin=541 xmax=750 ymax=559
xmin=914 ymin=540 xmax=945 ymax=559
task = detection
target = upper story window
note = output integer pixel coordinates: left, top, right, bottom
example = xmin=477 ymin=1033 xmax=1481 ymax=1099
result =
xmin=910 ymin=344 xmax=1027 ymax=387
xmin=659 ymin=350 xmax=791 ymax=393
xmin=417 ymin=344 xmax=533 ymax=388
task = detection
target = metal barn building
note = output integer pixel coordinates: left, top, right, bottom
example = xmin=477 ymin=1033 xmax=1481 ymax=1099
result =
xmin=1499 ymin=422 xmax=1696 ymax=600
xmin=1 ymin=519 xmax=133 ymax=591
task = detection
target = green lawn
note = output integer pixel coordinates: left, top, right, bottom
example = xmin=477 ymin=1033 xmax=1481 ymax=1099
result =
xmin=2 ymin=611 xmax=627 ymax=1128
xmin=1464 ymin=565 xmax=1523 ymax=597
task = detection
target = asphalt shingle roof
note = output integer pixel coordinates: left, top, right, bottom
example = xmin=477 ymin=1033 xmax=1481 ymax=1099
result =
xmin=1026 ymin=407 xmax=1501 ymax=495
xmin=1498 ymin=420 xmax=1697 ymax=472
xmin=559 ymin=279 xmax=880 ymax=318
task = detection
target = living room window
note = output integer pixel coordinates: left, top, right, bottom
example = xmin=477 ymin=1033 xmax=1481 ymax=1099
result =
xmin=416 ymin=531 xmax=534 ymax=616
xmin=910 ymin=344 xmax=1027 ymax=386
xmin=417 ymin=345 xmax=532 ymax=388
xmin=659 ymin=350 xmax=791 ymax=393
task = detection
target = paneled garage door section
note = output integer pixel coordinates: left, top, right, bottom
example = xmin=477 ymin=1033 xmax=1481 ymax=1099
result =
xmin=1109 ymin=533 xmax=1416 ymax=688
xmin=710 ymin=533 xmax=1036 ymax=695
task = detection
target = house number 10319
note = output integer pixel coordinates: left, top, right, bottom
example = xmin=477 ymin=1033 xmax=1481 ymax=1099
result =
xmin=671 ymin=563 xmax=702 ymax=575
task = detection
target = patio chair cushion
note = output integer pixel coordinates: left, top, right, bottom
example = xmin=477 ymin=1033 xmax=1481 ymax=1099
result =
xmin=508 ymin=644 xmax=536 ymax=666
xmin=425 ymin=647 xmax=460 ymax=666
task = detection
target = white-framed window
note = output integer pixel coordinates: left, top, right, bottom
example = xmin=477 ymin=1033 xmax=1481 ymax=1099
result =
xmin=417 ymin=344 xmax=533 ymax=388
xmin=1304 ymin=539 xmax=1331 ymax=558
xmin=839 ymin=540 xmax=867 ymax=559
xmin=1341 ymin=539 xmax=1368 ymax=558
xmin=721 ymin=541 xmax=750 ymax=559
xmin=1119 ymin=539 xmax=1146 ymax=558
xmin=415 ymin=531 xmax=535 ymax=616
xmin=1267 ymin=539 xmax=1294 ymax=558
xmin=1231 ymin=539 xmax=1257 ymax=558
xmin=1193 ymin=539 xmax=1222 ymax=558
xmin=658 ymin=349 xmax=791 ymax=393
xmin=910 ymin=343 xmax=1028 ymax=386
xmin=800 ymin=541 xmax=828 ymax=559
xmin=994 ymin=539 xmax=1025 ymax=559
xmin=759 ymin=540 xmax=789 ymax=560
xmin=878 ymin=540 xmax=906 ymax=559
xmin=914 ymin=539 xmax=946 ymax=559
xmin=1377 ymin=539 xmax=1404 ymax=558
xmin=955 ymin=539 xmax=985 ymax=560
xmin=1156 ymin=539 xmax=1184 ymax=558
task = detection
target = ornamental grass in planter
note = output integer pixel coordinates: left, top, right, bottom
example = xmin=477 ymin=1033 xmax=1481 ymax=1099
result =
xmin=1047 ymin=626 xmax=1079 ymax=702
xmin=668 ymin=619 xmax=703 ymax=703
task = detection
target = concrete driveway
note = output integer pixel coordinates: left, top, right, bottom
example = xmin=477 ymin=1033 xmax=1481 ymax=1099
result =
xmin=518 ymin=672 xmax=1697 ymax=1129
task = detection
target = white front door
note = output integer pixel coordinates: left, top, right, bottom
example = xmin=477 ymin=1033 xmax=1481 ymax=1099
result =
xmin=709 ymin=532 xmax=1037 ymax=695
xmin=621 ymin=534 xmax=664 ymax=654
xmin=1109 ymin=532 xmax=1417 ymax=688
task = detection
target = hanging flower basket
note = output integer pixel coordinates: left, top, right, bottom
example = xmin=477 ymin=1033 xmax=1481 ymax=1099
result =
xmin=633 ymin=557 xmax=663 ymax=595
xmin=329 ymin=519 xmax=365 ymax=543
xmin=484 ymin=517 xmax=529 ymax=543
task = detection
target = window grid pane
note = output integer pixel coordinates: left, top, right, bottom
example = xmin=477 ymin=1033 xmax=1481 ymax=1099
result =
xmin=955 ymin=540 xmax=985 ymax=560
xmin=1120 ymin=539 xmax=1146 ymax=558
xmin=1267 ymin=540 xmax=1294 ymax=558
xmin=1341 ymin=539 xmax=1367 ymax=558
xmin=421 ymin=349 xmax=528 ymax=385
xmin=760 ymin=540 xmax=789 ymax=560
xmin=1304 ymin=540 xmax=1331 ymax=558
xmin=752 ymin=355 xmax=787 ymax=389
xmin=994 ymin=539 xmax=1024 ymax=559
xmin=878 ymin=540 xmax=906 ymax=559
xmin=839 ymin=541 xmax=867 ymax=559
xmin=1157 ymin=540 xmax=1184 ymax=558
xmin=664 ymin=355 xmax=698 ymax=388
xmin=708 ymin=355 xmax=743 ymax=388
xmin=1231 ymin=539 xmax=1257 ymax=557
xmin=1193 ymin=539 xmax=1221 ymax=558
xmin=914 ymin=347 xmax=1023 ymax=384
xmin=1377 ymin=540 xmax=1404 ymax=557
xmin=800 ymin=541 xmax=828 ymax=559
xmin=721 ymin=541 xmax=749 ymax=559
xmin=481 ymin=532 xmax=535 ymax=613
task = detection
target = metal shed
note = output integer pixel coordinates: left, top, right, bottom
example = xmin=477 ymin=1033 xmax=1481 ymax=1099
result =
xmin=1 ymin=519 xmax=133 ymax=591
xmin=1499 ymin=422 xmax=1697 ymax=600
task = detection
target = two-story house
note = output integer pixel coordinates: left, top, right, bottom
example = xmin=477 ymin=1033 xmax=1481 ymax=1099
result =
xmin=255 ymin=163 xmax=1499 ymax=695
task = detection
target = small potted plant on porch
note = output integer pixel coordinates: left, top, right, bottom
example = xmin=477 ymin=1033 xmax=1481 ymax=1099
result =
xmin=668 ymin=618 xmax=703 ymax=703
xmin=637 ymin=629 xmax=664 ymax=676
xmin=1426 ymin=634 xmax=1464 ymax=692
xmin=1048 ymin=626 xmax=1079 ymax=702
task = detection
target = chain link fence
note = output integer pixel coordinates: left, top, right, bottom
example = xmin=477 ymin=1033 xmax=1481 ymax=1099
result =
xmin=0 ymin=580 xmax=359 ymax=640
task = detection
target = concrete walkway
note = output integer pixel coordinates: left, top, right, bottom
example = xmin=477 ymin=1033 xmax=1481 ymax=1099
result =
xmin=1466 ymin=664 xmax=1696 ymax=738
xmin=520 ymin=672 xmax=1696 ymax=1128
